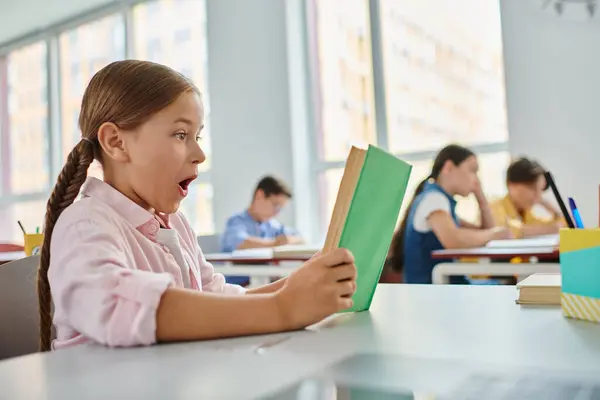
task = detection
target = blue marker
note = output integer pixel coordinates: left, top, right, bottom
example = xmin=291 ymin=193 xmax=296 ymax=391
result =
xmin=568 ymin=197 xmax=584 ymax=228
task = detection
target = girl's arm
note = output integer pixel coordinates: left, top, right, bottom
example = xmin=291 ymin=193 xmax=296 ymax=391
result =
xmin=519 ymin=222 xmax=562 ymax=238
xmin=246 ymin=278 xmax=287 ymax=294
xmin=246 ymin=251 xmax=320 ymax=295
xmin=157 ymin=249 xmax=356 ymax=342
xmin=428 ymin=210 xmax=511 ymax=249
xmin=474 ymin=181 xmax=495 ymax=229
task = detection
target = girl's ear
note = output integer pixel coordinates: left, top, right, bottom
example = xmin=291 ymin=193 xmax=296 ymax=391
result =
xmin=440 ymin=159 xmax=454 ymax=175
xmin=97 ymin=122 xmax=129 ymax=163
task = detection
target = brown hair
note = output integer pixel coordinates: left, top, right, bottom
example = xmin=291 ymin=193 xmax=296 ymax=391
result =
xmin=386 ymin=144 xmax=475 ymax=273
xmin=38 ymin=60 xmax=199 ymax=351
xmin=506 ymin=157 xmax=546 ymax=186
xmin=254 ymin=175 xmax=293 ymax=199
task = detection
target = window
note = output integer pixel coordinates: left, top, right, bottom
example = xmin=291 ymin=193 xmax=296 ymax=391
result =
xmin=309 ymin=0 xmax=509 ymax=235
xmin=5 ymin=42 xmax=50 ymax=195
xmin=311 ymin=0 xmax=377 ymax=162
xmin=379 ymin=0 xmax=507 ymax=153
xmin=133 ymin=0 xmax=214 ymax=234
xmin=0 ymin=1 xmax=219 ymax=244
xmin=59 ymin=14 xmax=125 ymax=160
xmin=132 ymin=0 xmax=210 ymax=171
xmin=179 ymin=183 xmax=215 ymax=235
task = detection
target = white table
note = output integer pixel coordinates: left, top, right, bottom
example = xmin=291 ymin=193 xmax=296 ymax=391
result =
xmin=1 ymin=285 xmax=599 ymax=399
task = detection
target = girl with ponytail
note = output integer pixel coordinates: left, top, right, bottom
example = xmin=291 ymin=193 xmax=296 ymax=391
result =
xmin=38 ymin=60 xmax=357 ymax=351
xmin=387 ymin=144 xmax=512 ymax=284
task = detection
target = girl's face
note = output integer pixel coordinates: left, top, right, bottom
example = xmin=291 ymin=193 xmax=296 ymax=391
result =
xmin=104 ymin=91 xmax=206 ymax=214
xmin=444 ymin=155 xmax=479 ymax=197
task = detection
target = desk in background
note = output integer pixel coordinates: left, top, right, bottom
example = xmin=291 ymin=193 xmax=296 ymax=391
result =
xmin=1 ymin=285 xmax=598 ymax=398
xmin=431 ymin=246 xmax=560 ymax=284
xmin=205 ymin=252 xmax=311 ymax=287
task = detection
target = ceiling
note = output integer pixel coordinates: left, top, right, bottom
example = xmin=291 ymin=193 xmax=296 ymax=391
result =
xmin=0 ymin=0 xmax=118 ymax=45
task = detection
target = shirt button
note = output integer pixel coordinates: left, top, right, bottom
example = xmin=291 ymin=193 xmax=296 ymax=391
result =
xmin=146 ymin=224 xmax=159 ymax=237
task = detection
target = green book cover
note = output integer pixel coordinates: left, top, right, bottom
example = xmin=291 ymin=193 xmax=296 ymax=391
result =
xmin=333 ymin=145 xmax=412 ymax=312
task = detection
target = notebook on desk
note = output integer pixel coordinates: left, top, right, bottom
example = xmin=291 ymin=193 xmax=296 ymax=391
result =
xmin=323 ymin=145 xmax=412 ymax=312
xmin=486 ymin=234 xmax=559 ymax=249
xmin=231 ymin=245 xmax=321 ymax=259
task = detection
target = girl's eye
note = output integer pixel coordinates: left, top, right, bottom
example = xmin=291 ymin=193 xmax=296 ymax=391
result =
xmin=175 ymin=132 xmax=187 ymax=140
xmin=195 ymin=135 xmax=203 ymax=142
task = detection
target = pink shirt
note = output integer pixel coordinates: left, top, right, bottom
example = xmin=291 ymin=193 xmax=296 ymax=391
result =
xmin=49 ymin=177 xmax=244 ymax=349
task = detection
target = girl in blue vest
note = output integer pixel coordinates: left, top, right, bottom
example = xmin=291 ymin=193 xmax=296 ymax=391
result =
xmin=387 ymin=144 xmax=512 ymax=284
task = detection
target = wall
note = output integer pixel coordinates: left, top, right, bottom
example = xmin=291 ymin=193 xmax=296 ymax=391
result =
xmin=206 ymin=0 xmax=312 ymax=237
xmin=501 ymin=0 xmax=600 ymax=226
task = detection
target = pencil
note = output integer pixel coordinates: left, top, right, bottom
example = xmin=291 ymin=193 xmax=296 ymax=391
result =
xmin=17 ymin=221 xmax=26 ymax=235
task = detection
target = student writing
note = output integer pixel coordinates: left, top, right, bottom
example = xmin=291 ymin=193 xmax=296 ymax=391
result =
xmin=386 ymin=144 xmax=512 ymax=284
xmin=490 ymin=157 xmax=565 ymax=238
xmin=221 ymin=176 xmax=303 ymax=252
xmin=220 ymin=176 xmax=304 ymax=285
xmin=37 ymin=60 xmax=356 ymax=351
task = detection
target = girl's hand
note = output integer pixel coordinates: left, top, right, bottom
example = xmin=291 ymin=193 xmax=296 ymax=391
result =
xmin=473 ymin=177 xmax=486 ymax=201
xmin=491 ymin=226 xmax=514 ymax=240
xmin=274 ymin=248 xmax=357 ymax=330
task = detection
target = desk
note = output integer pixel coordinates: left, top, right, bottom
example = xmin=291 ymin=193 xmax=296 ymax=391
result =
xmin=1 ymin=285 xmax=599 ymax=398
xmin=0 ymin=252 xmax=26 ymax=265
xmin=205 ymin=253 xmax=309 ymax=287
xmin=431 ymin=246 xmax=560 ymax=284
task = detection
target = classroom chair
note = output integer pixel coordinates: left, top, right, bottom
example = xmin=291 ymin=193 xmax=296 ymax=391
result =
xmin=197 ymin=234 xmax=221 ymax=254
xmin=0 ymin=255 xmax=44 ymax=360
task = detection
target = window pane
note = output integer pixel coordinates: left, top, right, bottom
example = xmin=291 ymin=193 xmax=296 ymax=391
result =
xmin=312 ymin=0 xmax=377 ymax=162
xmin=178 ymin=183 xmax=215 ymax=235
xmin=132 ymin=0 xmax=212 ymax=172
xmin=5 ymin=42 xmax=49 ymax=194
xmin=59 ymin=14 xmax=125 ymax=160
xmin=0 ymin=200 xmax=46 ymax=243
xmin=380 ymin=0 xmax=508 ymax=153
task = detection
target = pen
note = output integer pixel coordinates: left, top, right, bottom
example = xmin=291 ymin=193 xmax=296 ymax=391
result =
xmin=17 ymin=221 xmax=26 ymax=235
xmin=568 ymin=197 xmax=584 ymax=228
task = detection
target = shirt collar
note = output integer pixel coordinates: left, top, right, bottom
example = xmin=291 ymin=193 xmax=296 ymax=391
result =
xmin=80 ymin=177 xmax=170 ymax=240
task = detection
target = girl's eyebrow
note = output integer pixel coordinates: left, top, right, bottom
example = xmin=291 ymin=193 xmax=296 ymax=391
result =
xmin=173 ymin=117 xmax=194 ymax=125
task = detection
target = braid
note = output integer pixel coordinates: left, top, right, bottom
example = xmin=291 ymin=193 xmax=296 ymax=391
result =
xmin=38 ymin=140 xmax=94 ymax=351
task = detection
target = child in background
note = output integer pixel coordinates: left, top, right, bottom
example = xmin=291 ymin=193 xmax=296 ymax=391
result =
xmin=37 ymin=60 xmax=356 ymax=351
xmin=490 ymin=157 xmax=565 ymax=237
xmin=221 ymin=176 xmax=304 ymax=285
xmin=221 ymin=176 xmax=303 ymax=253
xmin=386 ymin=144 xmax=512 ymax=284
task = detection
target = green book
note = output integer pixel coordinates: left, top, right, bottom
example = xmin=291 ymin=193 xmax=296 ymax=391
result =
xmin=323 ymin=145 xmax=413 ymax=312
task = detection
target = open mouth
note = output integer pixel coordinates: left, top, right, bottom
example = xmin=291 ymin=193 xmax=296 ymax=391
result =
xmin=177 ymin=177 xmax=194 ymax=196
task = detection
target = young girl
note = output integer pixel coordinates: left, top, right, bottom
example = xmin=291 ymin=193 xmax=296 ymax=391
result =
xmin=387 ymin=144 xmax=512 ymax=284
xmin=38 ymin=60 xmax=357 ymax=351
